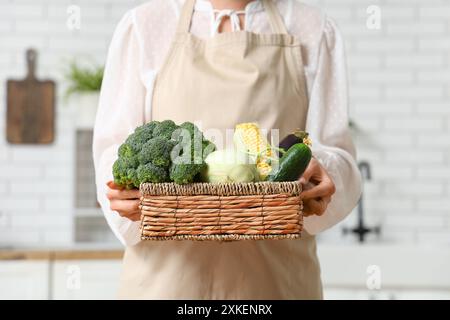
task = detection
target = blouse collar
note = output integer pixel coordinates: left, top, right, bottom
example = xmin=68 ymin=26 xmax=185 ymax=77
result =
xmin=195 ymin=0 xmax=265 ymax=14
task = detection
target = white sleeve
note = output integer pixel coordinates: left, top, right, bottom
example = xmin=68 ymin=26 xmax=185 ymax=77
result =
xmin=303 ymin=17 xmax=362 ymax=235
xmin=93 ymin=10 xmax=145 ymax=247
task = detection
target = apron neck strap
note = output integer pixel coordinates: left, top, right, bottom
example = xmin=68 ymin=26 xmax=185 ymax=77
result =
xmin=176 ymin=0 xmax=288 ymax=35
xmin=262 ymin=0 xmax=288 ymax=34
xmin=176 ymin=0 xmax=196 ymax=34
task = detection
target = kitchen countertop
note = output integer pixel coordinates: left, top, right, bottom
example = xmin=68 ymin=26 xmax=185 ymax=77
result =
xmin=0 ymin=243 xmax=124 ymax=260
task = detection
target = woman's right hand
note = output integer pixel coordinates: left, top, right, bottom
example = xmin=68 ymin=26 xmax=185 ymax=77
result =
xmin=106 ymin=181 xmax=141 ymax=221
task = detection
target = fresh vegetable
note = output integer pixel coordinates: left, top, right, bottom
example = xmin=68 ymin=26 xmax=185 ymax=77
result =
xmin=228 ymin=165 xmax=260 ymax=183
xmin=138 ymin=137 xmax=175 ymax=168
xmin=268 ymin=142 xmax=312 ymax=182
xmin=170 ymin=121 xmax=216 ymax=184
xmin=170 ymin=163 xmax=205 ymax=185
xmin=137 ymin=163 xmax=169 ymax=183
xmin=152 ymin=119 xmax=178 ymax=140
xmin=278 ymin=130 xmax=310 ymax=156
xmin=201 ymin=148 xmax=260 ymax=183
xmin=112 ymin=158 xmax=138 ymax=188
xmin=113 ymin=121 xmax=215 ymax=188
xmin=233 ymin=123 xmax=277 ymax=180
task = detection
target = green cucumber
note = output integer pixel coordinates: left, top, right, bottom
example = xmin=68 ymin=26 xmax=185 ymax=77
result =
xmin=268 ymin=143 xmax=312 ymax=182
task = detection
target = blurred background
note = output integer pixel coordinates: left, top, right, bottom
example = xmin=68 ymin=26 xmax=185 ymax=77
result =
xmin=0 ymin=0 xmax=449 ymax=299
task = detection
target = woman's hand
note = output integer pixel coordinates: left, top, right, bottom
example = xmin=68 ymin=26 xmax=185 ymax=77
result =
xmin=106 ymin=181 xmax=141 ymax=221
xmin=299 ymin=158 xmax=336 ymax=217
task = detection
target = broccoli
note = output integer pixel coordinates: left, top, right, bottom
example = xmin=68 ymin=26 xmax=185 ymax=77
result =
xmin=179 ymin=122 xmax=216 ymax=160
xmin=126 ymin=130 xmax=151 ymax=153
xmin=113 ymin=158 xmax=138 ymax=189
xmin=113 ymin=122 xmax=158 ymax=188
xmin=202 ymin=139 xmax=216 ymax=160
xmin=137 ymin=163 xmax=169 ymax=183
xmin=113 ymin=120 xmax=215 ymax=187
xmin=152 ymin=120 xmax=178 ymax=140
xmin=169 ymin=122 xmax=216 ymax=184
xmin=169 ymin=163 xmax=205 ymax=185
xmin=117 ymin=143 xmax=139 ymax=168
xmin=179 ymin=122 xmax=202 ymax=139
xmin=135 ymin=121 xmax=159 ymax=136
xmin=138 ymin=137 xmax=175 ymax=168
xmin=172 ymin=122 xmax=210 ymax=164
xmin=127 ymin=168 xmax=139 ymax=188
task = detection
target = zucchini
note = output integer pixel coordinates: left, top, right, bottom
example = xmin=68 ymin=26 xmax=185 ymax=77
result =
xmin=268 ymin=143 xmax=312 ymax=182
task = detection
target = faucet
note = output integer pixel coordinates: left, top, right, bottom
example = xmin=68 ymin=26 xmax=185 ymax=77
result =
xmin=342 ymin=161 xmax=381 ymax=243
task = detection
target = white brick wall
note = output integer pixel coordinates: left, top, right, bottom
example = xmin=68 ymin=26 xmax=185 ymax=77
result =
xmin=0 ymin=0 xmax=146 ymax=246
xmin=307 ymin=0 xmax=450 ymax=244
xmin=0 ymin=0 xmax=449 ymax=246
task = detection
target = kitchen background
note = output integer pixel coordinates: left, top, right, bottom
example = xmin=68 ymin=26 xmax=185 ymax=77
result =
xmin=0 ymin=0 xmax=449 ymax=299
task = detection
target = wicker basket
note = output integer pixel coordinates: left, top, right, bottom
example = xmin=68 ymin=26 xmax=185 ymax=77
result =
xmin=139 ymin=181 xmax=303 ymax=241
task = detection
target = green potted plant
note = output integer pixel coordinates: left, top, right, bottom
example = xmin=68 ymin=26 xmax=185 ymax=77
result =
xmin=64 ymin=61 xmax=103 ymax=129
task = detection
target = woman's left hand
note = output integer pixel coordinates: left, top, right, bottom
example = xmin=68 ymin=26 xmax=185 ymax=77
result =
xmin=299 ymin=157 xmax=336 ymax=217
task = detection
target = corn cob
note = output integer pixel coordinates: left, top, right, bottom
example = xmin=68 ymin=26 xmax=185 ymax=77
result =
xmin=233 ymin=123 xmax=275 ymax=179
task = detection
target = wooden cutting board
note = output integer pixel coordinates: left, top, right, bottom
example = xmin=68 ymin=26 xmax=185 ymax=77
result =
xmin=7 ymin=49 xmax=55 ymax=144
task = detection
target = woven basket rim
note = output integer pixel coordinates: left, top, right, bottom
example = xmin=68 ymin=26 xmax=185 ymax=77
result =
xmin=141 ymin=233 xmax=301 ymax=241
xmin=140 ymin=181 xmax=302 ymax=196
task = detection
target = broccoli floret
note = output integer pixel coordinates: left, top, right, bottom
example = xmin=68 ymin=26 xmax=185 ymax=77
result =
xmin=179 ymin=122 xmax=202 ymax=138
xmin=117 ymin=143 xmax=139 ymax=167
xmin=180 ymin=122 xmax=216 ymax=160
xmin=127 ymin=168 xmax=139 ymax=188
xmin=126 ymin=133 xmax=149 ymax=153
xmin=152 ymin=120 xmax=178 ymax=140
xmin=135 ymin=121 xmax=159 ymax=137
xmin=202 ymin=139 xmax=216 ymax=160
xmin=125 ymin=121 xmax=160 ymax=152
xmin=113 ymin=159 xmax=138 ymax=189
xmin=138 ymin=137 xmax=175 ymax=168
xmin=118 ymin=143 xmax=132 ymax=158
xmin=137 ymin=163 xmax=169 ymax=183
xmin=172 ymin=122 xmax=215 ymax=164
xmin=169 ymin=163 xmax=205 ymax=184
xmin=112 ymin=159 xmax=125 ymax=184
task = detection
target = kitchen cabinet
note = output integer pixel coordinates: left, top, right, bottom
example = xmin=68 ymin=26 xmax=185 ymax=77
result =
xmin=0 ymin=248 xmax=123 ymax=300
xmin=0 ymin=261 xmax=49 ymax=300
xmin=51 ymin=260 xmax=122 ymax=300
xmin=323 ymin=288 xmax=450 ymax=300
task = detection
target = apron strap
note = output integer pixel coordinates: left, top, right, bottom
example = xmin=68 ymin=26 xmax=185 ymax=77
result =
xmin=176 ymin=0 xmax=288 ymax=35
xmin=176 ymin=0 xmax=196 ymax=34
xmin=262 ymin=0 xmax=289 ymax=34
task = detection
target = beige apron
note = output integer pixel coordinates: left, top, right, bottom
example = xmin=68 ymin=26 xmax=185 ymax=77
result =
xmin=118 ymin=0 xmax=322 ymax=299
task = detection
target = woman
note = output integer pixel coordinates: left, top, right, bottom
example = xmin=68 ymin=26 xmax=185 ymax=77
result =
xmin=93 ymin=0 xmax=361 ymax=299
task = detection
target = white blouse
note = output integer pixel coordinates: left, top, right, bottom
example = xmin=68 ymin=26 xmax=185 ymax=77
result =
xmin=93 ymin=0 xmax=362 ymax=246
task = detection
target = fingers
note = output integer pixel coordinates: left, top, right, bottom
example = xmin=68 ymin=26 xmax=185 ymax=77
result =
xmin=107 ymin=188 xmax=140 ymax=200
xmin=116 ymin=210 xmax=141 ymax=221
xmin=106 ymin=181 xmax=141 ymax=221
xmin=300 ymin=175 xmax=335 ymax=200
xmin=110 ymin=199 xmax=140 ymax=213
xmin=125 ymin=212 xmax=142 ymax=221
xmin=303 ymin=196 xmax=331 ymax=217
xmin=303 ymin=199 xmax=323 ymax=217
xmin=107 ymin=181 xmax=122 ymax=190
xmin=298 ymin=159 xmax=316 ymax=184
xmin=109 ymin=197 xmax=141 ymax=222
